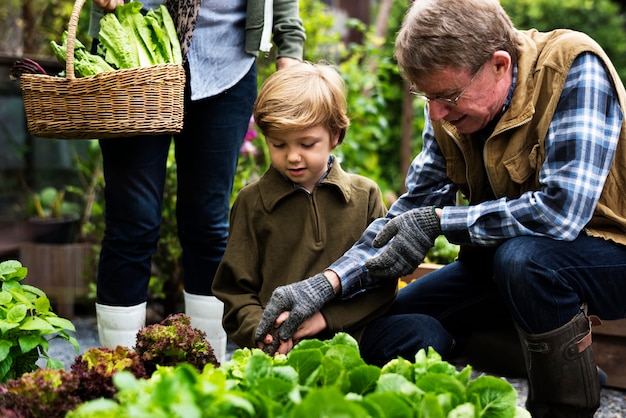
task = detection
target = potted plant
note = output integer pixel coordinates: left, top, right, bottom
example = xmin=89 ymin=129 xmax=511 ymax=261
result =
xmin=25 ymin=186 xmax=82 ymax=244
xmin=0 ymin=259 xmax=79 ymax=383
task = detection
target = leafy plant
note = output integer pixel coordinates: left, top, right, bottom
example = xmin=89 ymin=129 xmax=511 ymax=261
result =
xmin=26 ymin=186 xmax=81 ymax=220
xmin=0 ymin=312 xmax=223 ymax=416
xmin=0 ymin=367 xmax=81 ymax=418
xmin=70 ymin=346 xmax=148 ymax=402
xmin=0 ymin=260 xmax=79 ymax=383
xmin=67 ymin=332 xmax=530 ymax=417
xmin=135 ymin=313 xmax=220 ymax=374
xmin=426 ymin=235 xmax=460 ymax=265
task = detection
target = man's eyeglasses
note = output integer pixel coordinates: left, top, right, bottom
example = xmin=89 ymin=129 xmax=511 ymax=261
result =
xmin=409 ymin=66 xmax=483 ymax=107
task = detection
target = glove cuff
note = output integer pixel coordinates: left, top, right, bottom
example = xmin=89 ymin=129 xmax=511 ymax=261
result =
xmin=422 ymin=206 xmax=442 ymax=239
xmin=311 ymin=273 xmax=336 ymax=303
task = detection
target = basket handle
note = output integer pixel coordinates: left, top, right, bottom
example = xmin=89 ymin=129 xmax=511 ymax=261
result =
xmin=66 ymin=0 xmax=86 ymax=80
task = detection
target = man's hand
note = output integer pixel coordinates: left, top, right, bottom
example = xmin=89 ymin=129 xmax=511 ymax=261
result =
xmin=364 ymin=206 xmax=441 ymax=280
xmin=255 ymin=273 xmax=335 ymax=353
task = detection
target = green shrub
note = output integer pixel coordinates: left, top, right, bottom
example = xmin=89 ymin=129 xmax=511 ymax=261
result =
xmin=501 ymin=0 xmax=626 ymax=82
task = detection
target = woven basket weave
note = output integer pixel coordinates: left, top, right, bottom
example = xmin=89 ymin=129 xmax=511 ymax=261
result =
xmin=19 ymin=0 xmax=185 ymax=140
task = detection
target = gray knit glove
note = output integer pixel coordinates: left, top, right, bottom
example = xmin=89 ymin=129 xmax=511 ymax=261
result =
xmin=365 ymin=206 xmax=441 ymax=281
xmin=255 ymin=273 xmax=335 ymax=353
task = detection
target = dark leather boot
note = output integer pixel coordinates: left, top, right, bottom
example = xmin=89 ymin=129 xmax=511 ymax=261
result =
xmin=516 ymin=310 xmax=601 ymax=418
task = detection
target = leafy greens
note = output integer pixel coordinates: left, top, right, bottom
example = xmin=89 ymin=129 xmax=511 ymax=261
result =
xmin=50 ymin=2 xmax=182 ymax=77
xmin=68 ymin=332 xmax=531 ymax=418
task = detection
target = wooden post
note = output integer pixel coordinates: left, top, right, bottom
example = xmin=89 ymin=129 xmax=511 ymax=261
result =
xmin=19 ymin=242 xmax=95 ymax=318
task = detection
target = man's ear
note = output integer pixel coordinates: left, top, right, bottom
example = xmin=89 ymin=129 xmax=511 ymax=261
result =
xmin=491 ymin=50 xmax=512 ymax=82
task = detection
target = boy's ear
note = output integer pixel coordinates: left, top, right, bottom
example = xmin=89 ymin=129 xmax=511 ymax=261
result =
xmin=335 ymin=128 xmax=346 ymax=145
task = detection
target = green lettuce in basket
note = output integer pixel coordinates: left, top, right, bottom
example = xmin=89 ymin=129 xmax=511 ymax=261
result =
xmin=50 ymin=2 xmax=182 ymax=77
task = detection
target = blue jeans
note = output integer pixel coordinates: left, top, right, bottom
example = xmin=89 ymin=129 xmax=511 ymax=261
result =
xmin=386 ymin=234 xmax=626 ymax=343
xmin=494 ymin=234 xmax=626 ymax=333
xmin=359 ymin=313 xmax=455 ymax=367
xmin=97 ymin=64 xmax=257 ymax=305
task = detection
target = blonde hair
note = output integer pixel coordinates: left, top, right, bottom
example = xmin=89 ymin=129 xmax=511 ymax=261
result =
xmin=395 ymin=0 xmax=520 ymax=83
xmin=253 ymin=62 xmax=350 ymax=143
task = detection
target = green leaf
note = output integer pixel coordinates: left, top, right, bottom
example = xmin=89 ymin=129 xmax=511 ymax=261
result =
xmin=287 ymin=348 xmax=323 ymax=385
xmin=253 ymin=375 xmax=296 ymax=403
xmin=326 ymin=332 xmax=360 ymax=352
xmin=467 ymin=375 xmax=517 ymax=418
xmin=375 ymin=373 xmax=421 ymax=398
xmin=292 ymin=387 xmax=370 ymax=418
xmin=6 ymin=304 xmax=27 ymax=323
xmin=0 ymin=260 xmax=27 ymax=282
xmin=290 ymin=338 xmax=325 ymax=352
xmin=514 ymin=406 xmax=533 ymax=417
xmin=381 ymin=356 xmax=415 ymax=382
xmin=46 ymin=357 xmax=65 ymax=370
xmin=0 ymin=289 xmax=12 ymax=304
xmin=448 ymin=402 xmax=476 ymax=418
xmin=22 ymin=284 xmax=46 ymax=298
xmin=34 ymin=295 xmax=51 ymax=313
xmin=305 ymin=355 xmax=348 ymax=390
xmin=418 ymin=392 xmax=446 ymax=418
xmin=52 ymin=333 xmax=80 ymax=353
xmin=0 ymin=320 xmax=20 ymax=334
xmin=98 ymin=13 xmax=138 ymax=69
xmin=325 ymin=344 xmax=365 ymax=371
xmin=19 ymin=316 xmax=55 ymax=333
xmin=271 ymin=364 xmax=299 ymax=384
xmin=66 ymin=398 xmax=120 ymax=415
xmin=46 ymin=316 xmax=76 ymax=332
xmin=348 ymin=364 xmax=380 ymax=395
xmin=364 ymin=391 xmax=416 ymax=418
xmin=244 ymin=352 xmax=274 ymax=387
xmin=18 ymin=334 xmax=43 ymax=353
xmin=157 ymin=4 xmax=182 ymax=64
xmin=414 ymin=373 xmax=467 ymax=407
xmin=0 ymin=340 xmax=13 ymax=362
xmin=0 ymin=357 xmax=13 ymax=382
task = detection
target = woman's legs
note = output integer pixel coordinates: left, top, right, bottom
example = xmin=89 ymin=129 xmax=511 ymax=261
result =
xmin=97 ymin=134 xmax=171 ymax=306
xmin=175 ymin=64 xmax=257 ymax=295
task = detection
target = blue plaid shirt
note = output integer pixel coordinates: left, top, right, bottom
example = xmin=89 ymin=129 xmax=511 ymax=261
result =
xmin=331 ymin=52 xmax=622 ymax=297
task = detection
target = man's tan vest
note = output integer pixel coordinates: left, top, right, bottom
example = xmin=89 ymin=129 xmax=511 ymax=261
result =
xmin=433 ymin=29 xmax=626 ymax=246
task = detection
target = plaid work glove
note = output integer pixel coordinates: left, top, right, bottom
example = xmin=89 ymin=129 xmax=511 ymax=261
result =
xmin=255 ymin=273 xmax=335 ymax=353
xmin=365 ymin=206 xmax=441 ymax=281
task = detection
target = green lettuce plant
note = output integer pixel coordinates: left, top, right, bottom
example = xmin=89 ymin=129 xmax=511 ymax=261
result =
xmin=68 ymin=333 xmax=530 ymax=417
xmin=0 ymin=260 xmax=79 ymax=383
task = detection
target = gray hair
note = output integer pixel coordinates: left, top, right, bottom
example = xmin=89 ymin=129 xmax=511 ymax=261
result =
xmin=395 ymin=0 xmax=520 ymax=83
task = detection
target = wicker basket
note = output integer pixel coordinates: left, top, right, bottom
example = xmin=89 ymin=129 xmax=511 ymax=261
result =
xmin=19 ymin=0 xmax=185 ymax=140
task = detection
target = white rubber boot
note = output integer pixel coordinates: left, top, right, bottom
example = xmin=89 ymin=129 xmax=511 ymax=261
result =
xmin=184 ymin=291 xmax=227 ymax=364
xmin=95 ymin=302 xmax=146 ymax=349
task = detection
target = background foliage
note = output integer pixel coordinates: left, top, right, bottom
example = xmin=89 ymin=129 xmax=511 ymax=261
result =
xmin=4 ymin=0 xmax=626 ymax=311
xmin=91 ymin=0 xmax=626 ymax=309
xmin=501 ymin=0 xmax=626 ymax=81
xmin=0 ymin=0 xmax=92 ymax=57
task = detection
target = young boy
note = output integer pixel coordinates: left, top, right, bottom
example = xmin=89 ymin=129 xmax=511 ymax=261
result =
xmin=211 ymin=62 xmax=398 ymax=356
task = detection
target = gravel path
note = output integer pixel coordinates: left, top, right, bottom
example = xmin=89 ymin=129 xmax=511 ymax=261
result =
xmin=45 ymin=316 xmax=626 ymax=416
